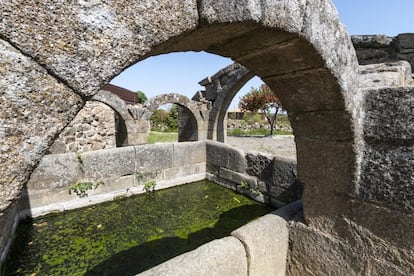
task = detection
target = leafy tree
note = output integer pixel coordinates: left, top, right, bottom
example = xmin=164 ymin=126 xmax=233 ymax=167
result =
xmin=165 ymin=104 xmax=179 ymax=130
xmin=150 ymin=104 xmax=179 ymax=132
xmin=136 ymin=91 xmax=147 ymax=104
xmin=150 ymin=109 xmax=169 ymax=130
xmin=238 ymin=84 xmax=283 ymax=136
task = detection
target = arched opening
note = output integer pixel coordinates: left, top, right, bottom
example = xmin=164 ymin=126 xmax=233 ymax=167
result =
xmin=0 ymin=2 xmax=364 ymax=275
xmin=177 ymin=105 xmax=198 ymax=142
xmin=146 ymin=94 xmax=200 ymax=143
xmin=137 ymin=22 xmax=356 ymax=226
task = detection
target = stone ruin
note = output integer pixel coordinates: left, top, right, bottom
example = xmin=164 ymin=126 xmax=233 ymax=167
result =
xmin=0 ymin=1 xmax=413 ymax=275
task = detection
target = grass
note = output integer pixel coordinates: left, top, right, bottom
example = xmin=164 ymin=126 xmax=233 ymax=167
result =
xmin=228 ymin=114 xmax=293 ymax=136
xmin=148 ymin=131 xmax=178 ymax=144
xmin=227 ymin=128 xmax=292 ymax=136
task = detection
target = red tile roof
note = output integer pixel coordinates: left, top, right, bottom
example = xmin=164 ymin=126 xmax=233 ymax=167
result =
xmin=102 ymin=84 xmax=138 ymax=105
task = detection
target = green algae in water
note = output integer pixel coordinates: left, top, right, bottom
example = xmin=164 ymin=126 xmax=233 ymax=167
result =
xmin=4 ymin=180 xmax=273 ymax=275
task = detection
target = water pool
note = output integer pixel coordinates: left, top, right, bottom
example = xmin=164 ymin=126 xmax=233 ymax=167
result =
xmin=4 ymin=180 xmax=273 ymax=275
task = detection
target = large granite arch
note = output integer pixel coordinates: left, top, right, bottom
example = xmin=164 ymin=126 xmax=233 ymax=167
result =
xmin=1 ymin=0 xmax=358 ymax=241
xmin=5 ymin=1 xmax=412 ymax=274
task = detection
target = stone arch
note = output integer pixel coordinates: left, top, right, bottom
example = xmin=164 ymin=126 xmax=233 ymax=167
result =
xmin=48 ymin=100 xmax=118 ymax=153
xmin=93 ymin=87 xmax=135 ymax=147
xmin=146 ymin=93 xmax=205 ymax=141
xmin=93 ymin=88 xmax=133 ymax=121
xmin=1 ymin=0 xmax=361 ymax=236
xmin=197 ymin=63 xmax=255 ymax=142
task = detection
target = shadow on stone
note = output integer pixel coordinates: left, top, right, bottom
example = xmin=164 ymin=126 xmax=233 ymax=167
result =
xmin=84 ymin=204 xmax=271 ymax=276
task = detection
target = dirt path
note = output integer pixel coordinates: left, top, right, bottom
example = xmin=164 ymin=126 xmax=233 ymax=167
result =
xmin=225 ymin=135 xmax=296 ymax=159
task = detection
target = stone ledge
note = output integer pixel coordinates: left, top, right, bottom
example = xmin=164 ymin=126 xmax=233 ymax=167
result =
xmin=231 ymin=213 xmax=289 ymax=276
xmin=358 ymin=61 xmax=412 ymax=87
xmin=206 ymin=140 xmax=247 ymax=172
xmin=137 ymin=236 xmax=248 ymax=276
xmin=20 ymin=173 xmax=207 ymax=219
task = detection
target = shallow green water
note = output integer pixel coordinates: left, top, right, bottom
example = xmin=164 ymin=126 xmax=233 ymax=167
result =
xmin=5 ymin=180 xmax=273 ymax=275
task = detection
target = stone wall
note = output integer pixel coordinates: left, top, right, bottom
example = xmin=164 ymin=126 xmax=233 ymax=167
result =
xmin=19 ymin=141 xmax=297 ymax=217
xmin=139 ymin=211 xmax=289 ymax=276
xmin=352 ymin=33 xmax=414 ymax=70
xmin=206 ymin=141 xmax=300 ymax=208
xmin=21 ymin=142 xmax=206 ymax=217
xmin=287 ymin=85 xmax=414 ymax=276
xmin=48 ymin=101 xmax=116 ymax=154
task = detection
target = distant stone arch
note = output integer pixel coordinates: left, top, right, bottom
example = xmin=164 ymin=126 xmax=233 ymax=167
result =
xmin=146 ymin=93 xmax=208 ymax=142
xmin=196 ymin=63 xmax=255 ymax=142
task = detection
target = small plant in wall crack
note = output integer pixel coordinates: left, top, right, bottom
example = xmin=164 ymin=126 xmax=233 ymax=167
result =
xmin=239 ymin=181 xmax=249 ymax=190
xmin=135 ymin=171 xmax=160 ymax=185
xmin=239 ymin=181 xmax=261 ymax=197
xmin=69 ymin=180 xmax=103 ymax=198
xmin=76 ymin=151 xmax=85 ymax=173
xmin=143 ymin=180 xmax=156 ymax=193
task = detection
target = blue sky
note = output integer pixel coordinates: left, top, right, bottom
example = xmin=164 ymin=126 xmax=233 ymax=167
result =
xmin=111 ymin=0 xmax=413 ymax=109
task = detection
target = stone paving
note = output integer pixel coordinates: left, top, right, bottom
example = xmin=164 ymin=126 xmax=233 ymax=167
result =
xmin=226 ymin=135 xmax=296 ymax=159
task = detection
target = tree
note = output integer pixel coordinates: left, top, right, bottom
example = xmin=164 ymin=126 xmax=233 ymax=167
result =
xmin=165 ymin=104 xmax=179 ymax=130
xmin=136 ymin=90 xmax=147 ymax=104
xmin=150 ymin=104 xmax=179 ymax=132
xmin=238 ymin=84 xmax=283 ymax=136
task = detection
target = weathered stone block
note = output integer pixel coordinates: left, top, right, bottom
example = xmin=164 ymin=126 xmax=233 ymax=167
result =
xmin=369 ymin=258 xmax=413 ymax=276
xmin=237 ymin=37 xmax=324 ymax=79
xmin=396 ymin=33 xmax=414 ymax=50
xmin=245 ymin=152 xmax=273 ymax=177
xmin=138 ymin=237 xmax=247 ymax=276
xmin=134 ymin=143 xmax=173 ymax=171
xmin=289 ymin=110 xmax=353 ymax=140
xmin=172 ymin=141 xmax=206 ymax=166
xmin=163 ymin=163 xmax=205 ymax=180
xmin=263 ymin=68 xmax=345 ymax=112
xmin=206 ymin=141 xmax=246 ymax=173
xmin=0 ymin=39 xmax=83 ymax=210
xmin=358 ymin=61 xmax=412 ymax=87
xmin=295 ymin=138 xmax=355 ymax=226
xmin=232 ymin=213 xmax=288 ymax=276
xmin=355 ymin=48 xmax=392 ymax=64
xmin=363 ymin=86 xmax=414 ymax=140
xmin=219 ymin=167 xmax=256 ymax=186
xmin=296 ymin=138 xmax=354 ymax=196
xmin=351 ymin=200 xmax=414 ymax=250
xmin=0 ymin=0 xmax=199 ymax=96
xmin=301 ymin=0 xmax=359 ymax=97
xmin=82 ymin=147 xmax=136 ymax=180
xmin=288 ymin=218 xmax=414 ymax=275
xmin=27 ymin=153 xmax=81 ymax=190
xmin=246 ymin=152 xmax=300 ymax=203
xmin=287 ymin=222 xmax=363 ymax=276
xmin=209 ymin=28 xmax=296 ymax=61
xmin=359 ymin=144 xmax=414 ymax=212
xmin=199 ymin=0 xmax=261 ymax=23
xmin=261 ymin=0 xmax=306 ymax=32
xmin=351 ymin=35 xmax=393 ymax=49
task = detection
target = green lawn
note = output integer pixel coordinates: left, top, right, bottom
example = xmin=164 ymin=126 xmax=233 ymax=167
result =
xmin=147 ymin=132 xmax=178 ymax=144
